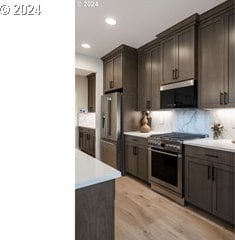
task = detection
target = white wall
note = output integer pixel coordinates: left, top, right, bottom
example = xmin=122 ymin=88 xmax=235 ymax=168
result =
xmin=75 ymin=75 xmax=88 ymax=114
xmin=75 ymin=53 xmax=103 ymax=159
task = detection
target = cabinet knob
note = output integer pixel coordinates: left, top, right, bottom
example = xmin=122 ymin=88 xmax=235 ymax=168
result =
xmin=172 ymin=69 xmax=175 ymax=80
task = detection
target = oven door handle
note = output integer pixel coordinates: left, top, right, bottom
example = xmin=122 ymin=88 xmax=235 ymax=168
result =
xmin=149 ymin=148 xmax=178 ymax=158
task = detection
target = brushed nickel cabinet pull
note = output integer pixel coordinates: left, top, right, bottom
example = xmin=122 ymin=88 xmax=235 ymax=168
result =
xmin=109 ymin=81 xmax=114 ymax=89
xmin=205 ymin=153 xmax=218 ymax=158
xmin=172 ymin=69 xmax=175 ymax=80
xmin=224 ymin=92 xmax=229 ymax=105
xmin=212 ymin=167 xmax=215 ymax=181
xmin=175 ymin=69 xmax=178 ymax=79
xmin=208 ymin=166 xmax=210 ymax=179
xmin=220 ymin=92 xmax=224 ymax=105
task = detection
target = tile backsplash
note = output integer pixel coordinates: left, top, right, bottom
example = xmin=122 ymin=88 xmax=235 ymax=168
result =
xmin=77 ymin=112 xmax=96 ymax=128
xmin=150 ymin=109 xmax=235 ymax=139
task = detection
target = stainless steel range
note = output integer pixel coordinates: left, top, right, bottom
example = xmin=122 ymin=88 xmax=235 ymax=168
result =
xmin=148 ymin=132 xmax=206 ymax=205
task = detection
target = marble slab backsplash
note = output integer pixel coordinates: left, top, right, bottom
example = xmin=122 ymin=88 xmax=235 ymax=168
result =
xmin=150 ymin=109 xmax=235 ymax=139
xmin=77 ymin=112 xmax=96 ymax=129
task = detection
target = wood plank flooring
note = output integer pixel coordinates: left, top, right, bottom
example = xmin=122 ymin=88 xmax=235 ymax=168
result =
xmin=115 ymin=176 xmax=235 ymax=240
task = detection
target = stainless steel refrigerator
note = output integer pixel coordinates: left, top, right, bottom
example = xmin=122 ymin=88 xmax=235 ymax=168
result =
xmin=100 ymin=92 xmax=123 ymax=172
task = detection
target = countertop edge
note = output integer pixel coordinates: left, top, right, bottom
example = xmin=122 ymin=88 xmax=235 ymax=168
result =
xmin=75 ymin=172 xmax=121 ymax=190
xmin=184 ymin=140 xmax=235 ymax=153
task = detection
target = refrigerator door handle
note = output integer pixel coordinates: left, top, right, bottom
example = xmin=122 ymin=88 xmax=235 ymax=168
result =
xmin=107 ymin=98 xmax=112 ymax=136
xmin=102 ymin=114 xmax=106 ymax=129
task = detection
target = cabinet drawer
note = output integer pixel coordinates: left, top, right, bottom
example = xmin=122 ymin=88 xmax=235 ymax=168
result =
xmin=185 ymin=145 xmax=235 ymax=166
xmin=125 ymin=136 xmax=148 ymax=148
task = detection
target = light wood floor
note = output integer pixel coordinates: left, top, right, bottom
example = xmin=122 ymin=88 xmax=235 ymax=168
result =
xmin=115 ymin=176 xmax=235 ymax=240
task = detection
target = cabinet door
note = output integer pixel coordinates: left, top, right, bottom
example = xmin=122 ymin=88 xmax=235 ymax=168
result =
xmin=227 ymin=12 xmax=235 ymax=107
xmin=177 ymin=27 xmax=195 ymax=82
xmin=88 ymin=74 xmax=96 ymax=112
xmin=199 ymin=17 xmax=225 ymax=108
xmin=113 ymin=54 xmax=122 ymax=90
xmin=161 ymin=36 xmax=175 ymax=84
xmin=138 ymin=52 xmax=152 ymax=110
xmin=125 ymin=144 xmax=138 ymax=176
xmin=84 ymin=133 xmax=91 ymax=154
xmin=137 ymin=147 xmax=148 ymax=182
xmin=79 ymin=132 xmax=84 ymax=150
xmin=104 ymin=60 xmax=113 ymax=92
xmin=185 ymin=157 xmax=212 ymax=213
xmin=151 ymin=46 xmax=161 ymax=110
xmin=212 ymin=163 xmax=234 ymax=224
xmin=89 ymin=133 xmax=95 ymax=157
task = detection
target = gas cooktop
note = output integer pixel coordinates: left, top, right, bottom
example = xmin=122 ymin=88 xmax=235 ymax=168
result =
xmin=149 ymin=132 xmax=207 ymax=141
xmin=148 ymin=132 xmax=207 ymax=153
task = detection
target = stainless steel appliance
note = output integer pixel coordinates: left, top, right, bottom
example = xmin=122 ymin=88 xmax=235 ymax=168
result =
xmin=160 ymin=80 xmax=197 ymax=109
xmin=100 ymin=92 xmax=123 ymax=171
xmin=148 ymin=132 xmax=206 ymax=205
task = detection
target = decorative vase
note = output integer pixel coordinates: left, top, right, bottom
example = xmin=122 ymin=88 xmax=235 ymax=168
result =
xmin=140 ymin=115 xmax=151 ymax=133
xmin=213 ymin=132 xmax=219 ymax=140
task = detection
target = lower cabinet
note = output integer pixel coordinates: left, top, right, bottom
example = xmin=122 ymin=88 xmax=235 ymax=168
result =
xmin=185 ymin=145 xmax=235 ymax=224
xmin=125 ymin=136 xmax=148 ymax=182
xmin=79 ymin=127 xmax=95 ymax=157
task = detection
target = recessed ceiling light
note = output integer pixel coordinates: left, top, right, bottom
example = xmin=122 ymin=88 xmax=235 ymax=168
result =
xmin=81 ymin=43 xmax=90 ymax=49
xmin=105 ymin=17 xmax=116 ymax=26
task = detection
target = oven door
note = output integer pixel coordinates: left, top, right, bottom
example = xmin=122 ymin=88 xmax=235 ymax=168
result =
xmin=148 ymin=147 xmax=182 ymax=194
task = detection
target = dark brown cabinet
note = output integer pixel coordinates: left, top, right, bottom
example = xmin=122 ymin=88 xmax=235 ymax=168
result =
xmin=185 ymin=157 xmax=212 ymax=212
xmin=103 ymin=55 xmax=122 ymax=92
xmin=199 ymin=2 xmax=235 ymax=108
xmin=158 ymin=14 xmax=198 ymax=84
xmin=79 ymin=127 xmax=95 ymax=157
xmin=76 ymin=180 xmax=115 ymax=240
xmin=125 ymin=136 xmax=148 ymax=182
xmin=102 ymin=45 xmax=138 ymax=95
xmin=138 ymin=41 xmax=161 ymax=111
xmin=87 ymin=73 xmax=96 ymax=112
xmin=185 ymin=145 xmax=235 ymax=224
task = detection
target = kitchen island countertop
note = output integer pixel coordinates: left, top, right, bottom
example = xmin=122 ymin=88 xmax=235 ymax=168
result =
xmin=75 ymin=149 xmax=121 ymax=189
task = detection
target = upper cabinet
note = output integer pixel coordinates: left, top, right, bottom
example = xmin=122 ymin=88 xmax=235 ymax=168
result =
xmin=102 ymin=45 xmax=137 ymax=93
xmin=157 ymin=14 xmax=199 ymax=84
xmin=138 ymin=40 xmax=161 ymax=111
xmin=87 ymin=73 xmax=96 ymax=112
xmin=199 ymin=0 xmax=235 ymax=108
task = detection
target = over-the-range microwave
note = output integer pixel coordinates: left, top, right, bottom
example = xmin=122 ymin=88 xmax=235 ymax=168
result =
xmin=160 ymin=80 xmax=197 ymax=109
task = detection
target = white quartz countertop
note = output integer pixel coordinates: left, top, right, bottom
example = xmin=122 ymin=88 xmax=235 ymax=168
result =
xmin=184 ymin=138 xmax=235 ymax=153
xmin=75 ymin=149 xmax=121 ymax=190
xmin=124 ymin=131 xmax=167 ymax=138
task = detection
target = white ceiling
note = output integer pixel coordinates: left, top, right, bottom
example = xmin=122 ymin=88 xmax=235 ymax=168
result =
xmin=76 ymin=0 xmax=225 ymax=58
